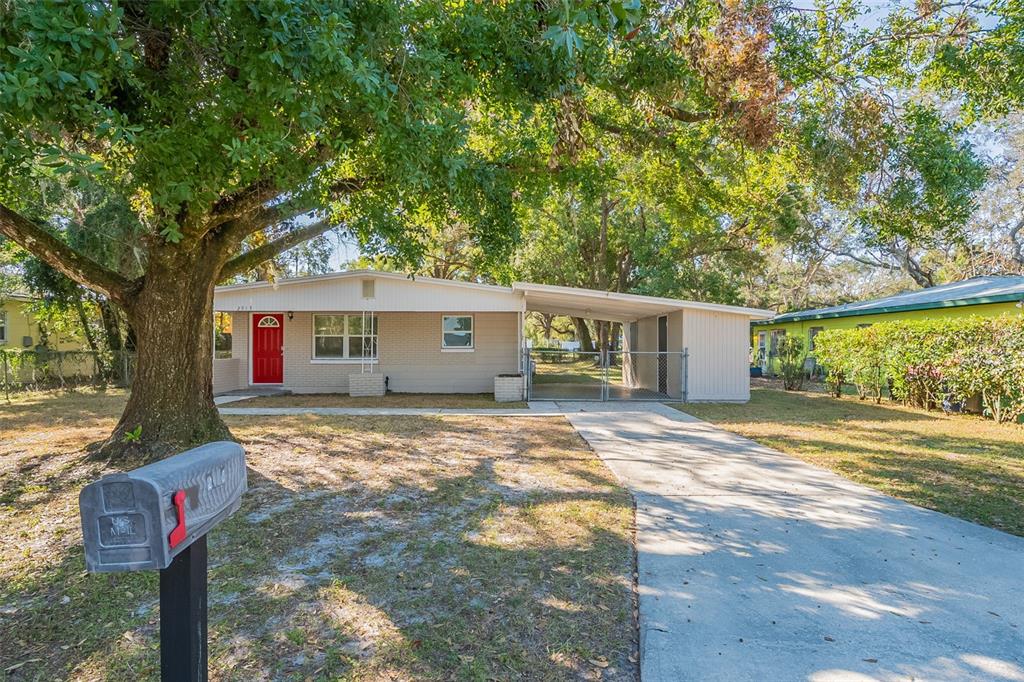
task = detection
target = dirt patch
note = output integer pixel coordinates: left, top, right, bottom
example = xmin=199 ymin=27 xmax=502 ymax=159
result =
xmin=1 ymin=392 xmax=635 ymax=680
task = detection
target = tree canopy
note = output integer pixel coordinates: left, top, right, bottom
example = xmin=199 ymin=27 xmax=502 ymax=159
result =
xmin=0 ymin=0 xmax=1021 ymax=457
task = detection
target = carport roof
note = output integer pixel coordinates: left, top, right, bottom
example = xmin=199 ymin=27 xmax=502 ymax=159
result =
xmin=512 ymin=282 xmax=773 ymax=323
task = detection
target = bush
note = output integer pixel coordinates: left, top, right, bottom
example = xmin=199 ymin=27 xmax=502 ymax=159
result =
xmin=812 ymin=315 xmax=1024 ymax=422
xmin=942 ymin=317 xmax=1024 ymax=423
xmin=776 ymin=335 xmax=807 ymax=391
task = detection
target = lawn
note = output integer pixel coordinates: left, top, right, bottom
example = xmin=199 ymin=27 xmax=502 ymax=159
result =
xmin=229 ymin=392 xmax=527 ymax=409
xmin=531 ymin=358 xmax=623 ymax=386
xmin=680 ymin=387 xmax=1024 ymax=536
xmin=1 ymin=389 xmax=636 ymax=680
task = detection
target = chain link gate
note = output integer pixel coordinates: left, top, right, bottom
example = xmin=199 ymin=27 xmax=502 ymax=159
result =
xmin=525 ymin=348 xmax=688 ymax=402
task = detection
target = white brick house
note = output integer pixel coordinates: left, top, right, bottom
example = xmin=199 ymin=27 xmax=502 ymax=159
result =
xmin=212 ymin=270 xmax=772 ymax=401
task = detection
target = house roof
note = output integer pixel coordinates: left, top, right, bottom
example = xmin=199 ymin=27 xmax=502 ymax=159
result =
xmin=753 ymin=275 xmax=1024 ymax=326
xmin=214 ymin=270 xmax=773 ymax=322
xmin=215 ymin=269 xmax=513 ymax=294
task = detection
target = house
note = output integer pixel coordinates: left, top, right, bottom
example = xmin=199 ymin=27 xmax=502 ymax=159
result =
xmin=212 ymin=271 xmax=772 ymax=401
xmin=752 ymin=275 xmax=1024 ymax=372
xmin=0 ymin=292 xmax=37 ymax=350
xmin=0 ymin=292 xmax=86 ymax=352
xmin=1 ymin=292 xmax=99 ymax=386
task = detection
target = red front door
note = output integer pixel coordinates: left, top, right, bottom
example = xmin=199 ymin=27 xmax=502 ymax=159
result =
xmin=252 ymin=313 xmax=284 ymax=384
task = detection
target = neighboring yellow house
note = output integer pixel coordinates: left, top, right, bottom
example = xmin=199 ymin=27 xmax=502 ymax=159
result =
xmin=0 ymin=292 xmax=89 ymax=352
xmin=752 ymin=275 xmax=1024 ymax=373
xmin=0 ymin=293 xmax=42 ymax=350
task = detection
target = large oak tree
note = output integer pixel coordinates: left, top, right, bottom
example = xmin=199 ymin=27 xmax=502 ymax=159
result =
xmin=2 ymin=0 xmax=1017 ymax=460
xmin=0 ymin=0 xmax=644 ymax=459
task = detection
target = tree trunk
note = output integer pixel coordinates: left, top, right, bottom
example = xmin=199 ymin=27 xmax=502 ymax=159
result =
xmin=102 ymin=250 xmax=232 ymax=461
xmin=572 ymin=316 xmax=596 ymax=353
xmin=99 ymin=300 xmax=124 ymax=352
xmin=72 ymin=298 xmax=106 ymax=378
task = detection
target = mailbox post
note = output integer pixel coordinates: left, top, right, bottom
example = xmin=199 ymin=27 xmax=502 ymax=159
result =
xmin=79 ymin=441 xmax=247 ymax=682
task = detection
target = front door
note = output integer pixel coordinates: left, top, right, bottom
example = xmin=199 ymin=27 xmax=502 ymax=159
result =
xmin=657 ymin=315 xmax=668 ymax=395
xmin=252 ymin=313 xmax=284 ymax=384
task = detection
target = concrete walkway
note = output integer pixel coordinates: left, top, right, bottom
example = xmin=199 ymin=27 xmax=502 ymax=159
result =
xmin=564 ymin=402 xmax=1024 ymax=682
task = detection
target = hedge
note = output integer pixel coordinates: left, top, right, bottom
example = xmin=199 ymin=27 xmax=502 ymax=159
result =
xmin=812 ymin=315 xmax=1024 ymax=423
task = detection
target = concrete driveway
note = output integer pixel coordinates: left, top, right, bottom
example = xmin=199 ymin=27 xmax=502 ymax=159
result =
xmin=563 ymin=402 xmax=1024 ymax=682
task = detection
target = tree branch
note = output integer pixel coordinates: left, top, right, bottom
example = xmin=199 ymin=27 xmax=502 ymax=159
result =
xmin=1008 ymin=216 xmax=1024 ymax=266
xmin=0 ymin=202 xmax=135 ymax=304
xmin=219 ymin=220 xmax=338 ymax=280
xmin=658 ymin=105 xmax=715 ymax=123
xmin=214 ymin=175 xmax=374 ymax=245
xmin=208 ymin=179 xmax=283 ymax=228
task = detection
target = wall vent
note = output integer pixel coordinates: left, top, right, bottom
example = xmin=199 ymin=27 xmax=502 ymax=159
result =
xmin=362 ymin=278 xmax=375 ymax=299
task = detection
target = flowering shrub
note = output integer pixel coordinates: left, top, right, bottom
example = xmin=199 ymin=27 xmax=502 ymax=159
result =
xmin=812 ymin=315 xmax=1024 ymax=422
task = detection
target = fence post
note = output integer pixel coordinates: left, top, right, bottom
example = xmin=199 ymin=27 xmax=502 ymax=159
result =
xmin=681 ymin=348 xmax=689 ymax=403
xmin=603 ymin=361 xmax=609 ymax=401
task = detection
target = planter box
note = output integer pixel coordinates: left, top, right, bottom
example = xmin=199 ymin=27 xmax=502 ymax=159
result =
xmin=349 ymin=373 xmax=386 ymax=397
xmin=494 ymin=374 xmax=524 ymax=403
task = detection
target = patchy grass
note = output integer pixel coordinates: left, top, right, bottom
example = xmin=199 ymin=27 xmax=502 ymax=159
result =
xmin=229 ymin=392 xmax=527 ymax=409
xmin=532 ymin=359 xmax=622 ymax=386
xmin=679 ymin=387 xmax=1024 ymax=536
xmin=1 ymin=391 xmax=635 ymax=680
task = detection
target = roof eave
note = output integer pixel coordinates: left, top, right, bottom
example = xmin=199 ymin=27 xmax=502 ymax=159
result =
xmin=752 ymin=292 xmax=1024 ymax=325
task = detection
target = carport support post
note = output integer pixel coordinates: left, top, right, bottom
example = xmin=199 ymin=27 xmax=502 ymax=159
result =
xmin=159 ymin=535 xmax=208 ymax=682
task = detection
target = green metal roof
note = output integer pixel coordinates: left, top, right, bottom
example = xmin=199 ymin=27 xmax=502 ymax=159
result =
xmin=752 ymin=276 xmax=1024 ymax=326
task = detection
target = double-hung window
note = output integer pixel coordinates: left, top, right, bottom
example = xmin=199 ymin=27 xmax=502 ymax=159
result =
xmin=442 ymin=315 xmax=473 ymax=350
xmin=313 ymin=314 xmax=377 ymax=361
xmin=0 ymin=310 xmax=6 ymax=344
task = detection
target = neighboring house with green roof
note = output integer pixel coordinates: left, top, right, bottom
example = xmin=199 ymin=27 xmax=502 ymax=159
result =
xmin=752 ymin=275 xmax=1024 ymax=374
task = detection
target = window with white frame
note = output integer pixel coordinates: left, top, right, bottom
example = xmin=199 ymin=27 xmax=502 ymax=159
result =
xmin=312 ymin=314 xmax=377 ymax=360
xmin=442 ymin=315 xmax=473 ymax=350
xmin=0 ymin=310 xmax=6 ymax=344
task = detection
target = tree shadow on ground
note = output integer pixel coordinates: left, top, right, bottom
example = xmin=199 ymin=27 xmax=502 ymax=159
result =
xmin=2 ymin=416 xmax=637 ymax=681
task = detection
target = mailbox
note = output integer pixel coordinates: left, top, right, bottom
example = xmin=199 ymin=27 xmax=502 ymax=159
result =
xmin=80 ymin=441 xmax=247 ymax=572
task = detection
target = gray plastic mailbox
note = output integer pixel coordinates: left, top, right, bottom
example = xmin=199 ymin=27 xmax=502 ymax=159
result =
xmin=79 ymin=441 xmax=247 ymax=572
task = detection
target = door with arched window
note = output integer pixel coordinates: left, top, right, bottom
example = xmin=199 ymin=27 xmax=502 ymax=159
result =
xmin=252 ymin=313 xmax=284 ymax=384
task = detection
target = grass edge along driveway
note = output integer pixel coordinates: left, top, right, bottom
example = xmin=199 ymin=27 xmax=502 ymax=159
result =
xmin=680 ymin=387 xmax=1024 ymax=537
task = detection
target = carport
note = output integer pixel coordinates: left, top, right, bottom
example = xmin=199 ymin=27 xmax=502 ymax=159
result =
xmin=512 ymin=283 xmax=772 ymax=402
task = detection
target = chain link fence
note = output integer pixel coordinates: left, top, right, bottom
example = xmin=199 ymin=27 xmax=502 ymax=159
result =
xmin=1 ymin=349 xmax=136 ymax=397
xmin=526 ymin=349 xmax=687 ymax=401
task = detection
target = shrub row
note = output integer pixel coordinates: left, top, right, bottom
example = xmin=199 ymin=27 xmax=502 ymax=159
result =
xmin=812 ymin=316 xmax=1024 ymax=423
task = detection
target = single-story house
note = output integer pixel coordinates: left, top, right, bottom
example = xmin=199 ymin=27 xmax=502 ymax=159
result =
xmin=1 ymin=292 xmax=88 ymax=352
xmin=0 ymin=292 xmax=36 ymax=350
xmin=212 ymin=270 xmax=772 ymax=402
xmin=752 ymin=275 xmax=1024 ymax=373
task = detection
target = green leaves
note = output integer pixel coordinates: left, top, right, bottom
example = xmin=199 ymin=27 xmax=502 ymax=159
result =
xmin=815 ymin=316 xmax=1024 ymax=421
xmin=540 ymin=0 xmax=644 ymax=59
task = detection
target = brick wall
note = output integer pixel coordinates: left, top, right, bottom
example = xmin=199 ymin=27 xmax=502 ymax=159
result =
xmin=232 ymin=310 xmax=519 ymax=394
xmin=213 ymin=358 xmax=242 ymax=394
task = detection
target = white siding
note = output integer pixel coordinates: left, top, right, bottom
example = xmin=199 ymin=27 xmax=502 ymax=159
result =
xmin=681 ymin=309 xmax=751 ymax=401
